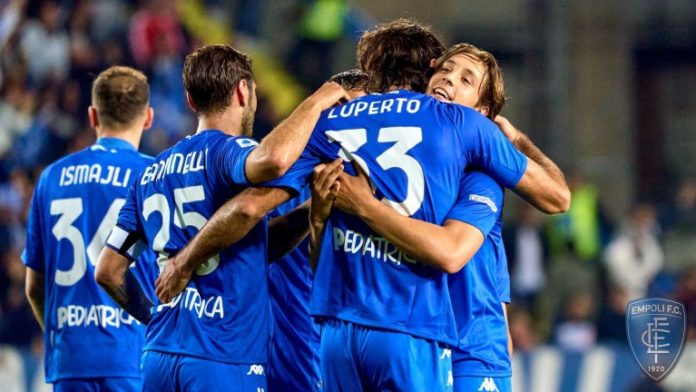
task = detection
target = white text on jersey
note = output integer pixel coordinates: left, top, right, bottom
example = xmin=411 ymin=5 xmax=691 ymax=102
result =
xmin=57 ymin=304 xmax=140 ymax=329
xmin=333 ymin=227 xmax=417 ymax=265
xmin=59 ymin=164 xmax=131 ymax=188
xmin=155 ymin=287 xmax=224 ymax=319
xmin=326 ymin=97 xmax=421 ymax=119
xmin=140 ymin=149 xmax=207 ymax=185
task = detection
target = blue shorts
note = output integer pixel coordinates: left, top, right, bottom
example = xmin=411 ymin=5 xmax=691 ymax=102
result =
xmin=454 ymin=376 xmax=511 ymax=392
xmin=320 ymin=318 xmax=452 ymax=392
xmin=53 ymin=377 xmax=141 ymax=392
xmin=141 ymin=351 xmax=267 ymax=392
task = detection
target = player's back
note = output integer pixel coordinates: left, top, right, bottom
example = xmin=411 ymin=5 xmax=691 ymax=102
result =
xmin=124 ymin=130 xmax=271 ymax=364
xmin=23 ymin=138 xmax=154 ymax=382
xmin=302 ymin=90 xmax=526 ymax=345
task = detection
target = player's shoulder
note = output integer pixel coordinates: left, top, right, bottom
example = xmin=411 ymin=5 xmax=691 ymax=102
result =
xmin=37 ymin=146 xmax=91 ymax=182
xmin=137 ymin=152 xmax=155 ymax=164
xmin=189 ymin=130 xmax=258 ymax=151
xmin=462 ymin=170 xmax=504 ymax=188
xmin=460 ymin=170 xmax=505 ymax=204
xmin=435 ymin=99 xmax=489 ymax=123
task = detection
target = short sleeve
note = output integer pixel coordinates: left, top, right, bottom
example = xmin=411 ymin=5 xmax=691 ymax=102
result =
xmin=452 ymin=107 xmax=528 ymax=189
xmin=446 ymin=171 xmax=504 ymax=238
xmin=214 ymin=136 xmax=259 ymax=187
xmin=22 ymin=176 xmax=46 ymax=273
xmin=106 ymin=183 xmax=146 ymax=261
xmin=260 ymin=150 xmax=319 ymax=194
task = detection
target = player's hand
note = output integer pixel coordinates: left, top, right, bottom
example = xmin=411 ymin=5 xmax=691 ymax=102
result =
xmin=333 ymin=163 xmax=375 ymax=216
xmin=155 ymin=257 xmax=193 ymax=303
xmin=493 ymin=115 xmax=521 ymax=145
xmin=307 ymin=82 xmax=350 ymax=110
xmin=311 ymin=159 xmax=343 ymax=224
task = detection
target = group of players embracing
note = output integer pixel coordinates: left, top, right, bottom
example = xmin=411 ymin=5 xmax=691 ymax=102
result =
xmin=24 ymin=18 xmax=569 ymax=392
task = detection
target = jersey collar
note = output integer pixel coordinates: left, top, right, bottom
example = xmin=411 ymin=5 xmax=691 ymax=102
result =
xmin=96 ymin=137 xmax=137 ymax=152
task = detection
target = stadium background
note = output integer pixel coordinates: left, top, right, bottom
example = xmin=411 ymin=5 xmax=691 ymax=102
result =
xmin=0 ymin=0 xmax=695 ymax=391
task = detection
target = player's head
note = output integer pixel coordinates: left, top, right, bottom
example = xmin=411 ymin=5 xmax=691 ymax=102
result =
xmin=328 ymin=69 xmax=368 ymax=101
xmin=357 ymin=19 xmax=445 ymax=94
xmin=427 ymin=43 xmax=506 ymax=119
xmin=183 ymin=44 xmax=256 ymax=136
xmin=89 ymin=66 xmax=153 ymax=134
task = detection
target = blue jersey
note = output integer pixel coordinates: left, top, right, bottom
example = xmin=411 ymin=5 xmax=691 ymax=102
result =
xmin=279 ymin=90 xmax=527 ymax=345
xmin=446 ymin=171 xmax=511 ymax=377
xmin=22 ymin=138 xmax=157 ymax=382
xmin=267 ymin=186 xmax=322 ymax=391
xmin=107 ymin=130 xmax=293 ymax=365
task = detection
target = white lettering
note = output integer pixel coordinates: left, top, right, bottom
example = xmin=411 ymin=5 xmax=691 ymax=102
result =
xmin=329 ymin=227 xmax=417 ymax=266
xmin=140 ymin=149 xmax=208 ymax=185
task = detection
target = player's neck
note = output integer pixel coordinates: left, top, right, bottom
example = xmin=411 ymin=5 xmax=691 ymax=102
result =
xmin=196 ymin=108 xmax=244 ymax=137
xmin=97 ymin=128 xmax=142 ymax=149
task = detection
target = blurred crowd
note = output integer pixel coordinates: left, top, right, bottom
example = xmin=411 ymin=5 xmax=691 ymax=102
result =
xmin=0 ymin=0 xmax=696 ymax=390
xmin=505 ymin=173 xmax=696 ymax=353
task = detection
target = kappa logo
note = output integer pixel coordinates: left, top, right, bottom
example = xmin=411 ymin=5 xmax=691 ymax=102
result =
xmin=246 ymin=364 xmax=265 ymax=376
xmin=626 ymin=298 xmax=687 ymax=381
xmin=440 ymin=348 xmax=452 ymax=360
xmin=478 ymin=377 xmax=500 ymax=392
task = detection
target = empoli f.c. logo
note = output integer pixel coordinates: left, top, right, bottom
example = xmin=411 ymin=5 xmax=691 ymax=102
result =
xmin=626 ymin=298 xmax=687 ymax=381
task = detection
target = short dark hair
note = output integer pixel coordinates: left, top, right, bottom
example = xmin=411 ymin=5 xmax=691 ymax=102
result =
xmin=91 ymin=66 xmax=149 ymax=129
xmin=357 ymin=19 xmax=445 ymax=93
xmin=328 ymin=69 xmax=368 ymax=91
xmin=183 ymin=44 xmax=253 ymax=116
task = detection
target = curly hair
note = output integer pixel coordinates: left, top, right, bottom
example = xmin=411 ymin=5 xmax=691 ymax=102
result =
xmin=357 ymin=19 xmax=445 ymax=93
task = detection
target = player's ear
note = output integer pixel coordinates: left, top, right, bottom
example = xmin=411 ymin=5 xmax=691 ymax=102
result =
xmin=88 ymin=106 xmax=99 ymax=129
xmin=430 ymin=58 xmax=438 ymax=68
xmin=236 ymin=79 xmax=249 ymax=107
xmin=142 ymin=107 xmax=154 ymax=131
xmin=185 ymin=92 xmax=197 ymax=113
xmin=476 ymin=105 xmax=490 ymax=118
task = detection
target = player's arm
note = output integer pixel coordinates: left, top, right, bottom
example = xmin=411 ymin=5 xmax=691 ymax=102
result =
xmin=23 ymin=181 xmax=46 ymax=331
xmin=25 ymin=267 xmax=45 ymax=331
xmin=503 ymin=303 xmax=513 ymax=356
xmin=327 ymin=166 xmax=485 ymax=274
xmin=267 ymin=200 xmax=310 ymax=262
xmin=493 ymin=116 xmax=570 ymax=214
xmin=244 ymin=82 xmax=348 ymax=184
xmin=95 ymin=247 xmax=153 ymax=324
xmin=155 ymin=187 xmax=293 ymax=302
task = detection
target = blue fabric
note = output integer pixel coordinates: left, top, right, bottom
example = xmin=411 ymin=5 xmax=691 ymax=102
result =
xmin=279 ymin=90 xmax=527 ymax=348
xmin=267 ymin=186 xmax=323 ymax=392
xmin=141 ymin=351 xmax=267 ymax=392
xmin=113 ymin=130 xmax=295 ymax=365
xmin=53 ymin=377 xmax=141 ymax=392
xmin=447 ymin=171 xmax=511 ymax=377
xmin=319 ymin=318 xmax=452 ymax=392
xmin=22 ymin=137 xmax=156 ymax=382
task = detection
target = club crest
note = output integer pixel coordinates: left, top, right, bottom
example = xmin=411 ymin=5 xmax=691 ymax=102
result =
xmin=626 ymin=298 xmax=687 ymax=381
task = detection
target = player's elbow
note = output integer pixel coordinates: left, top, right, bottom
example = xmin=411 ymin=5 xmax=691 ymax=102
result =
xmin=25 ymin=275 xmax=43 ymax=302
xmin=94 ymin=253 xmax=119 ymax=290
xmin=438 ymin=253 xmax=469 ymax=274
xmin=259 ymin=151 xmax=292 ymax=180
xmin=94 ymin=266 xmax=116 ymax=290
xmin=235 ymin=198 xmax=265 ymax=222
xmin=546 ymin=186 xmax=571 ymax=214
